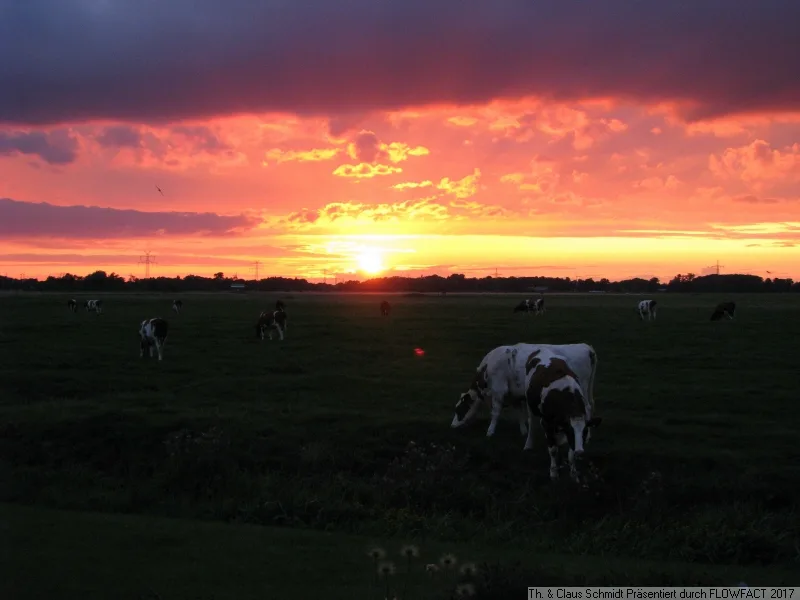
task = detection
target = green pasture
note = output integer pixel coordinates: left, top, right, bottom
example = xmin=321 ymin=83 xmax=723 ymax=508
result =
xmin=1 ymin=292 xmax=798 ymax=598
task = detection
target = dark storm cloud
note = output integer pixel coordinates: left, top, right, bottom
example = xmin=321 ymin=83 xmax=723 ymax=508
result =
xmin=1 ymin=0 xmax=799 ymax=126
xmin=0 ymin=129 xmax=78 ymax=163
xmin=0 ymin=197 xmax=259 ymax=238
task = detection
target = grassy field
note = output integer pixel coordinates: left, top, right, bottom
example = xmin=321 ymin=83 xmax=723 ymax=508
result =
xmin=1 ymin=291 xmax=799 ymax=598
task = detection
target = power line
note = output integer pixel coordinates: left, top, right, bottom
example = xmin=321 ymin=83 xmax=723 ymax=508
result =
xmin=138 ymin=251 xmax=157 ymax=278
xmin=704 ymin=259 xmax=725 ymax=275
xmin=252 ymin=260 xmax=262 ymax=281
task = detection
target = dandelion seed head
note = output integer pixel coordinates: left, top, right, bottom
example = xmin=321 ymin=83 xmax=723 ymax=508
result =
xmin=368 ymin=546 xmax=387 ymax=560
xmin=456 ymin=582 xmax=477 ymax=597
xmin=459 ymin=562 xmax=477 ymax=576
xmin=378 ymin=561 xmax=396 ymax=576
xmin=425 ymin=563 xmax=439 ymax=574
xmin=401 ymin=544 xmax=420 ymax=558
xmin=439 ymin=553 xmax=457 ymax=568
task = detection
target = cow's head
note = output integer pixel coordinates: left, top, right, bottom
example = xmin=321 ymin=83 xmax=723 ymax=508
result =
xmin=255 ymin=322 xmax=264 ymax=338
xmin=451 ymin=389 xmax=485 ymax=428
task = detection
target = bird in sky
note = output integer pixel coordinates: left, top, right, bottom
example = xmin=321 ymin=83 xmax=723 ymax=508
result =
xmin=156 ymin=185 xmax=164 ymax=196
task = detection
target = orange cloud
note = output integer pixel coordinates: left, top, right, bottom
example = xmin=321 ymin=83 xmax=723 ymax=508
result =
xmin=332 ymin=163 xmax=403 ymax=178
xmin=263 ymin=147 xmax=340 ymax=165
xmin=446 ymin=116 xmax=478 ymax=127
xmin=500 ymin=158 xmax=560 ymax=194
xmin=383 ymin=142 xmax=430 ymax=163
xmin=392 ymin=180 xmax=434 ymax=190
xmin=436 ymin=168 xmax=481 ymax=198
xmin=710 ymin=140 xmax=800 ymax=186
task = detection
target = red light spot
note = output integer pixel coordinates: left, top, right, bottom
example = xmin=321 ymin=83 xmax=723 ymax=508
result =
xmin=414 ymin=348 xmax=425 ymax=356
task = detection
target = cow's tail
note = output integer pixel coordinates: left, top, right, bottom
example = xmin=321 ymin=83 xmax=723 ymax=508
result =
xmin=587 ymin=345 xmax=598 ymax=411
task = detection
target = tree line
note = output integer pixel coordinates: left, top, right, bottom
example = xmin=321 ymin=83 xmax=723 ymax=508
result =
xmin=0 ymin=270 xmax=797 ymax=294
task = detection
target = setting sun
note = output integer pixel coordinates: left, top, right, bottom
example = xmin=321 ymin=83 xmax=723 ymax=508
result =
xmin=356 ymin=250 xmax=385 ymax=275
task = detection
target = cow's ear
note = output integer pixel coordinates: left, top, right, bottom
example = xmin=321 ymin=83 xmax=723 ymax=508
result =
xmin=588 ymin=417 xmax=603 ymax=428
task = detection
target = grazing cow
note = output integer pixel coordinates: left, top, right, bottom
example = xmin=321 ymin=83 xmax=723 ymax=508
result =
xmin=139 ymin=317 xmax=169 ymax=361
xmin=710 ymin=301 xmax=736 ymax=321
xmin=85 ymin=299 xmax=103 ymax=314
xmin=513 ymin=299 xmax=531 ymax=313
xmin=255 ymin=308 xmax=288 ymax=341
xmin=514 ymin=298 xmax=545 ymax=315
xmin=523 ymin=346 xmax=602 ymax=481
xmin=451 ymin=342 xmax=598 ymax=443
xmin=637 ymin=299 xmax=657 ymax=321
xmin=172 ymin=299 xmax=183 ymax=314
xmin=380 ymin=300 xmax=391 ymax=316
xmin=67 ymin=299 xmax=77 ymax=313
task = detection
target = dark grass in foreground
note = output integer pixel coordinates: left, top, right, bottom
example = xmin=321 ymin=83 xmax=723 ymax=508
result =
xmin=1 ymin=292 xmax=799 ymax=595
xmin=3 ymin=503 xmax=797 ymax=600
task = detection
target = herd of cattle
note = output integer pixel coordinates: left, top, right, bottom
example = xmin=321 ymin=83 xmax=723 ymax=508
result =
xmin=63 ymin=294 xmax=738 ymax=482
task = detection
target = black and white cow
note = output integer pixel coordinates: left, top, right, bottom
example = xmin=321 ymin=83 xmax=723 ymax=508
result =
xmin=451 ymin=342 xmax=598 ymax=442
xmin=710 ymin=301 xmax=736 ymax=321
xmin=67 ymin=299 xmax=77 ymax=313
xmin=139 ymin=317 xmax=169 ymax=361
xmin=523 ymin=346 xmax=602 ymax=482
xmin=637 ymin=299 xmax=657 ymax=321
xmin=380 ymin=300 xmax=391 ymax=316
xmin=513 ymin=298 xmax=545 ymax=315
xmin=85 ymin=299 xmax=103 ymax=315
xmin=255 ymin=308 xmax=288 ymax=341
xmin=172 ymin=299 xmax=183 ymax=314
xmin=513 ymin=299 xmax=532 ymax=313
xmin=275 ymin=300 xmax=286 ymax=311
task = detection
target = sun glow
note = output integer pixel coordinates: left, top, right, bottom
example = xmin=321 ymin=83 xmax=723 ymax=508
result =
xmin=356 ymin=249 xmax=385 ymax=275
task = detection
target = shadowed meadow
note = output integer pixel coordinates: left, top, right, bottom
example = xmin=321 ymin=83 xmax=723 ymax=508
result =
xmin=1 ymin=292 xmax=799 ymax=598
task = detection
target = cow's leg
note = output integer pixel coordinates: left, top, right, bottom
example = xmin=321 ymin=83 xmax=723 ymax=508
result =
xmin=517 ymin=404 xmax=528 ymax=436
xmin=140 ymin=340 xmax=145 ymax=358
xmin=149 ymin=345 xmax=155 ymax=358
xmin=523 ymin=406 xmax=535 ymax=450
xmin=486 ymin=396 xmax=502 ymax=437
xmin=156 ymin=340 xmax=164 ymax=361
xmin=275 ymin=323 xmax=284 ymax=341
xmin=567 ymin=449 xmax=580 ymax=483
xmin=543 ymin=423 xmax=559 ymax=480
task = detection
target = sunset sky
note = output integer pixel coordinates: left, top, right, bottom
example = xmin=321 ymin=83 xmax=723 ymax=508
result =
xmin=1 ymin=1 xmax=800 ymax=282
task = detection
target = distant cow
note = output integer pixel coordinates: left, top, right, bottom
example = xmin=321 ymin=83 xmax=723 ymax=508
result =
xmin=140 ymin=317 xmax=169 ymax=361
xmin=85 ymin=299 xmax=103 ymax=315
xmin=172 ymin=300 xmax=183 ymax=314
xmin=514 ymin=298 xmax=545 ymax=315
xmin=710 ymin=301 xmax=736 ymax=321
xmin=524 ymin=346 xmax=602 ymax=482
xmin=275 ymin=300 xmax=286 ymax=311
xmin=637 ymin=299 xmax=657 ymax=321
xmin=67 ymin=299 xmax=77 ymax=313
xmin=256 ymin=308 xmax=288 ymax=341
xmin=380 ymin=300 xmax=391 ymax=316
xmin=513 ymin=299 xmax=531 ymax=313
xmin=451 ymin=342 xmax=598 ymax=444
